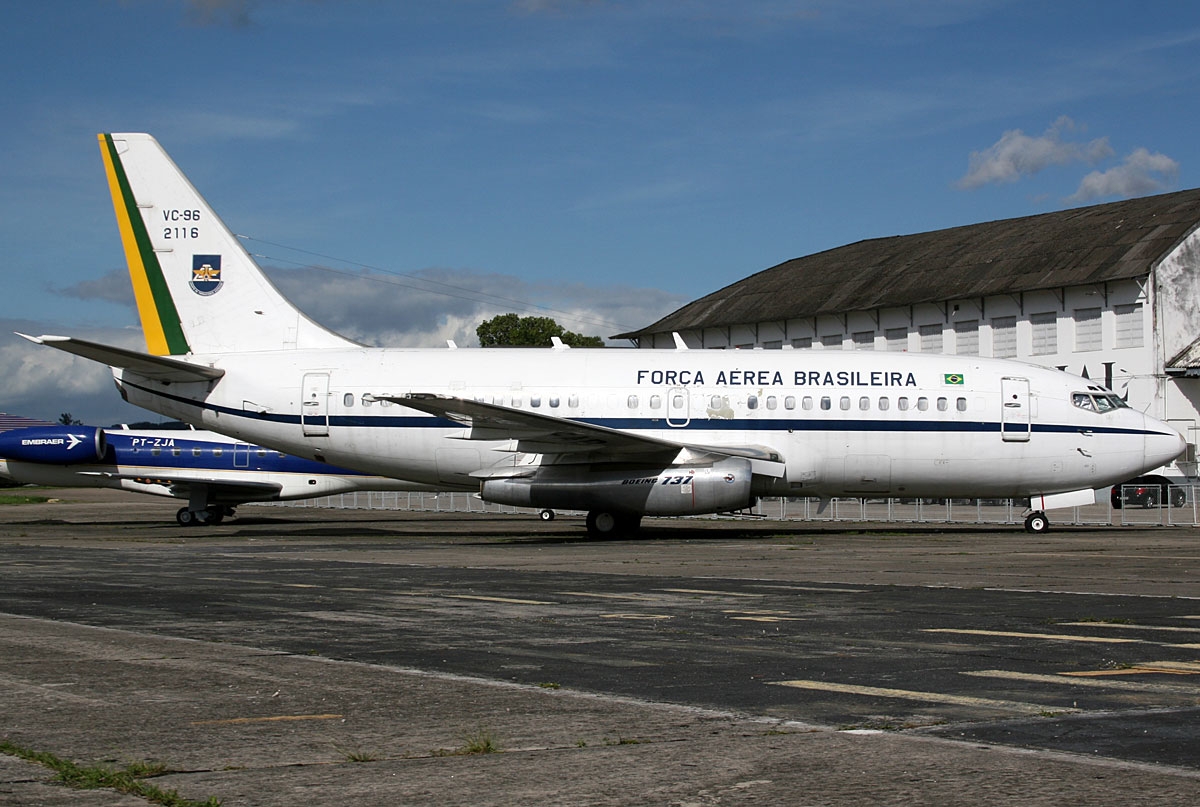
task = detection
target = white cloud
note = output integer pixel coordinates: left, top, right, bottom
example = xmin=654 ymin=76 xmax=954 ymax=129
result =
xmin=958 ymin=116 xmax=1113 ymax=189
xmin=1067 ymin=147 xmax=1180 ymax=203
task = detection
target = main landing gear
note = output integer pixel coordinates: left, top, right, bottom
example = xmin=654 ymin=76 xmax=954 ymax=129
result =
xmin=175 ymin=506 xmax=235 ymax=527
xmin=1023 ymin=511 xmax=1049 ymax=533
xmin=585 ymin=511 xmax=642 ymax=539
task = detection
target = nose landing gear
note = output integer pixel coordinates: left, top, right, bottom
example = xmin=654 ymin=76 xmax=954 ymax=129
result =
xmin=1023 ymin=511 xmax=1049 ymax=533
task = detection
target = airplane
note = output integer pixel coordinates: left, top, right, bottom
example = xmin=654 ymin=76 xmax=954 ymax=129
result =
xmin=0 ymin=422 xmax=438 ymax=526
xmin=18 ymin=133 xmax=1186 ymax=537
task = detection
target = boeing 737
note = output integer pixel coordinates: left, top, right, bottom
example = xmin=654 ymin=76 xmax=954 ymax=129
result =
xmin=19 ymin=133 xmax=1186 ymax=536
xmin=0 ymin=423 xmax=436 ymax=526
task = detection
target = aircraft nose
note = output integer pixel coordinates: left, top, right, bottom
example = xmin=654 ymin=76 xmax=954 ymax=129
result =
xmin=1143 ymin=415 xmax=1186 ymax=469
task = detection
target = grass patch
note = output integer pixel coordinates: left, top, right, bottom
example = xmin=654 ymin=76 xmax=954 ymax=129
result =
xmin=0 ymin=740 xmax=220 ymax=806
xmin=433 ymin=727 xmax=501 ymax=756
xmin=0 ymin=493 xmax=53 ymax=505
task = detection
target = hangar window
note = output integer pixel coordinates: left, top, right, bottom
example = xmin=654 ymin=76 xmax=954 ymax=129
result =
xmin=992 ymin=316 xmax=1017 ymax=357
xmin=791 ymin=337 xmax=813 ymax=349
xmin=919 ymin=324 xmax=943 ymax=353
xmin=853 ymin=331 xmax=875 ymax=350
xmin=1115 ymin=303 xmax=1144 ymax=348
xmin=886 ymin=328 xmax=908 ymax=352
xmin=1031 ymin=312 xmax=1057 ymax=355
xmin=955 ymin=320 xmax=979 ymax=356
xmin=343 ymin=393 xmax=354 ymax=408
xmin=1074 ymin=307 xmax=1102 ymax=351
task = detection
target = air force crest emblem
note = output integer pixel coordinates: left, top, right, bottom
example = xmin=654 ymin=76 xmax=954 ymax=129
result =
xmin=190 ymin=254 xmax=223 ymax=296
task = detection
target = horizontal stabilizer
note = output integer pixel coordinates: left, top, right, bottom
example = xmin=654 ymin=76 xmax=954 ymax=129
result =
xmin=17 ymin=333 xmax=224 ymax=382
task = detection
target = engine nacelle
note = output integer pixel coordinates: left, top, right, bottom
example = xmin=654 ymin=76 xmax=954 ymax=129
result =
xmin=481 ymin=457 xmax=754 ymax=516
xmin=0 ymin=426 xmax=107 ymax=464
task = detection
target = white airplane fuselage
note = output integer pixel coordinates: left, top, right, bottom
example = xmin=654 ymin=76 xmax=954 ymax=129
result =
xmin=113 ymin=346 xmax=1180 ymax=501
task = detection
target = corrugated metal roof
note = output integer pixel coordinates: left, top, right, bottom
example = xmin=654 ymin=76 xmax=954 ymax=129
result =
xmin=616 ymin=188 xmax=1200 ymax=339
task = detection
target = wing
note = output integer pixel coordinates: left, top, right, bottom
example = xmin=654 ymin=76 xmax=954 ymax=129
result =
xmin=383 ymin=393 xmax=785 ymax=477
xmin=82 ymin=470 xmax=281 ymax=504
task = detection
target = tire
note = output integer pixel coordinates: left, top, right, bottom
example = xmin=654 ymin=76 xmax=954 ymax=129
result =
xmin=585 ymin=511 xmax=641 ymax=539
xmin=1024 ymin=512 xmax=1049 ymax=533
xmin=539 ymin=509 xmax=555 ymax=522
xmin=1171 ymin=489 xmax=1187 ymax=508
xmin=176 ymin=507 xmax=196 ymax=527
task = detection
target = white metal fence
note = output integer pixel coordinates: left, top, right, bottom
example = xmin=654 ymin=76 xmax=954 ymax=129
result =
xmin=256 ymin=485 xmax=1200 ymax=527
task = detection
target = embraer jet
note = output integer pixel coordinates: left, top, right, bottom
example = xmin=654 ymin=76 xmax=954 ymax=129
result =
xmin=19 ymin=134 xmax=1185 ymax=536
xmin=0 ymin=423 xmax=436 ymax=526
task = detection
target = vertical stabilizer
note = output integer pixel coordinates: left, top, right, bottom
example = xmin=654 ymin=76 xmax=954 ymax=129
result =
xmin=98 ymin=133 xmax=357 ymax=355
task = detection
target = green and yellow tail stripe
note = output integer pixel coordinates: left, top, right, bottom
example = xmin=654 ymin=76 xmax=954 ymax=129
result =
xmin=97 ymin=134 xmax=189 ymax=356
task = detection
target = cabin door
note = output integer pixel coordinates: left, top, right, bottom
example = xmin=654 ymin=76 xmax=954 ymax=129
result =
xmin=1000 ymin=376 xmax=1031 ymax=442
xmin=301 ymin=372 xmax=331 ymax=437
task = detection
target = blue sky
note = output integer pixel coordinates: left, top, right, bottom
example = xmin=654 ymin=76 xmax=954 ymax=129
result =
xmin=2 ymin=0 xmax=1198 ymax=424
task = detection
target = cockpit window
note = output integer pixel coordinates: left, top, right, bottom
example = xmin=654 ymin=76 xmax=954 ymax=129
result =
xmin=1073 ymin=392 xmax=1128 ymax=412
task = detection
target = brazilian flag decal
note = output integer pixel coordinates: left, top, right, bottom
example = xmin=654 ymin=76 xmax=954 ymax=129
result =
xmin=944 ymin=373 xmax=965 ymax=385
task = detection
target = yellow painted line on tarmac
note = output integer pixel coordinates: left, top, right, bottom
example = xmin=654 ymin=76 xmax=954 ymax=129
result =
xmin=1060 ymin=622 xmax=1200 ymax=634
xmin=924 ymin=628 xmax=1144 ymax=644
xmin=770 ymin=680 xmax=1079 ymax=715
xmin=190 ymin=713 xmax=343 ymax=726
xmin=445 ymin=595 xmax=553 ymax=605
xmin=661 ymin=588 xmax=763 ymax=598
xmin=964 ymin=669 xmax=1200 ymax=695
xmin=557 ymin=591 xmax=663 ymax=601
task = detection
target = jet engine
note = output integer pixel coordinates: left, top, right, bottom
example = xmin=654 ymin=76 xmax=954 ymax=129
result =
xmin=480 ymin=457 xmax=754 ymax=516
xmin=0 ymin=426 xmax=107 ymax=464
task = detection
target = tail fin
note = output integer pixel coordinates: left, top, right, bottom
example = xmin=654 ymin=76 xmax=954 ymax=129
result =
xmin=98 ymin=133 xmax=357 ymax=355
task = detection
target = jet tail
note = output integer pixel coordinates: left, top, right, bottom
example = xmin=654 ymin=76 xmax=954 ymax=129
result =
xmin=98 ymin=133 xmax=357 ymax=356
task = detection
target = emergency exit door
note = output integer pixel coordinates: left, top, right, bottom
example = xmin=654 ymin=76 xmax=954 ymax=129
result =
xmin=301 ymin=372 xmax=330 ymax=436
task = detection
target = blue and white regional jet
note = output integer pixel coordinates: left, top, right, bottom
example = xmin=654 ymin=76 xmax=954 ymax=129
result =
xmin=0 ymin=423 xmax=435 ymax=526
xmin=19 ymin=133 xmax=1186 ymax=536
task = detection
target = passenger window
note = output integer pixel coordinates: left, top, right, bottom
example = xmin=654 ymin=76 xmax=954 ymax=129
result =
xmin=820 ymin=396 xmax=831 ymax=411
xmin=747 ymin=395 xmax=758 ymax=410
xmin=840 ymin=396 xmax=851 ymax=411
xmin=917 ymin=397 xmax=929 ymax=411
xmin=859 ymin=396 xmax=870 ymax=411
xmin=766 ymin=396 xmax=777 ymax=410
xmin=650 ymin=395 xmax=661 ymax=409
xmin=803 ymin=396 xmax=814 ymax=411
xmin=256 ymin=449 xmax=266 ymax=457
xmin=568 ymin=395 xmax=579 ymax=408
xmin=213 ymin=448 xmax=222 ymax=457
xmin=672 ymin=394 xmax=684 ymax=409
xmin=172 ymin=448 xmax=181 ymax=457
xmin=784 ymin=395 xmax=796 ymax=410
xmin=192 ymin=448 xmax=202 ymax=457
xmin=512 ymin=395 xmax=523 ymax=407
xmin=878 ymin=397 xmax=890 ymax=411
xmin=530 ymin=395 xmax=541 ymax=408
xmin=711 ymin=395 xmax=723 ymax=409
xmin=956 ymin=397 xmax=967 ymax=412
xmin=898 ymin=397 xmax=909 ymax=411
xmin=937 ymin=397 xmax=948 ymax=412
xmin=343 ymin=393 xmax=354 ymax=407
xmin=361 ymin=394 xmax=373 ymax=407
xmin=549 ymin=396 xmax=560 ymax=408
xmin=627 ymin=395 xmax=638 ymax=409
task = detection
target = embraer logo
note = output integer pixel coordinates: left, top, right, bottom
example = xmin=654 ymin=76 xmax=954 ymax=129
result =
xmin=67 ymin=434 xmax=83 ymax=450
xmin=19 ymin=434 xmax=84 ymax=450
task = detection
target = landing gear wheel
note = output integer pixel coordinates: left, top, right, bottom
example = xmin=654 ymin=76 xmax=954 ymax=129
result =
xmin=176 ymin=507 xmax=196 ymax=527
xmin=585 ymin=511 xmax=642 ymax=539
xmin=1024 ymin=511 xmax=1049 ymax=533
xmin=205 ymin=509 xmax=225 ymax=525
xmin=539 ymin=509 xmax=555 ymax=522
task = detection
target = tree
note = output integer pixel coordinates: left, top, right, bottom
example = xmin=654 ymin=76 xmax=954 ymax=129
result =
xmin=476 ymin=313 xmax=604 ymax=348
xmin=58 ymin=412 xmax=82 ymax=426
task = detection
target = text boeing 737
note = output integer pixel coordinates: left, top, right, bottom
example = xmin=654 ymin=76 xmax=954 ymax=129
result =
xmin=20 ymin=133 xmax=1185 ymax=536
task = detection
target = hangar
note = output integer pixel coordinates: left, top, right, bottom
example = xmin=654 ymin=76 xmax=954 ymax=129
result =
xmin=616 ymin=188 xmax=1200 ymax=482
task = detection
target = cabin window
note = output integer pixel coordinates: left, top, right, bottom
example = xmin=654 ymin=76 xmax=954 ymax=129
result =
xmin=256 ymin=449 xmax=266 ymax=457
xmin=877 ymin=397 xmax=889 ymax=411
xmin=361 ymin=394 xmax=373 ymax=407
xmin=820 ymin=396 xmax=831 ymax=411
xmin=897 ymin=397 xmax=909 ymax=411
xmin=512 ymin=395 xmax=522 ymax=407
xmin=213 ymin=448 xmax=223 ymax=457
xmin=766 ymin=396 xmax=777 ymax=410
xmin=803 ymin=396 xmax=814 ymax=411
xmin=711 ymin=395 xmax=723 ymax=409
xmin=172 ymin=448 xmax=181 ymax=457
xmin=192 ymin=448 xmax=202 ymax=457
xmin=627 ymin=395 xmax=638 ymax=409
xmin=530 ymin=395 xmax=541 ymax=408
xmin=650 ymin=394 xmax=662 ymax=409
xmin=839 ymin=396 xmax=851 ymax=411
xmin=343 ymin=393 xmax=354 ymax=407
xmin=917 ymin=397 xmax=929 ymax=411
xmin=937 ymin=397 xmax=948 ymax=411
xmin=784 ymin=395 xmax=796 ymax=410
xmin=549 ymin=396 xmax=560 ymax=408
xmin=747 ymin=395 xmax=758 ymax=410
xmin=957 ymin=397 xmax=967 ymax=412
xmin=151 ymin=448 xmax=160 ymax=456
xmin=859 ymin=396 xmax=870 ymax=411
xmin=672 ymin=394 xmax=684 ymax=409
xmin=380 ymin=398 xmax=392 ymax=407
xmin=568 ymin=394 xmax=579 ymax=408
